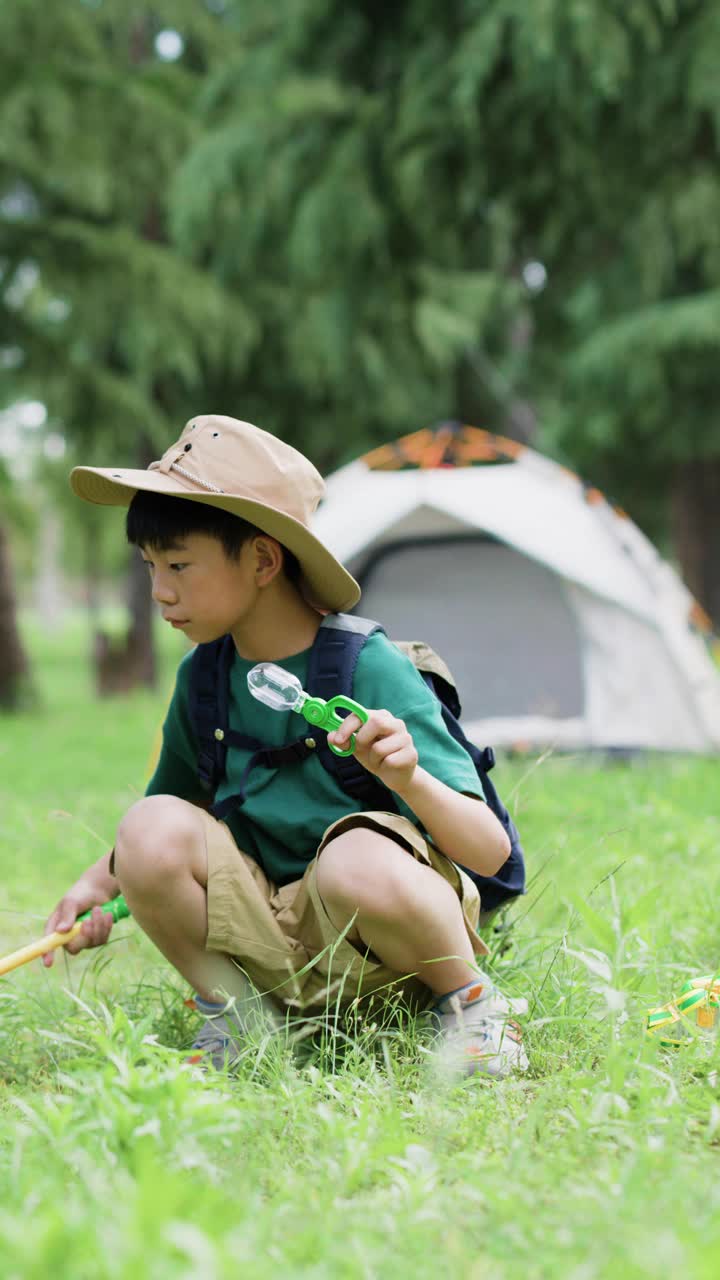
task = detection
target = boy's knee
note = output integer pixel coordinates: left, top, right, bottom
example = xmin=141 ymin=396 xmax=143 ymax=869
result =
xmin=114 ymin=795 xmax=205 ymax=889
xmin=317 ymin=828 xmax=419 ymax=920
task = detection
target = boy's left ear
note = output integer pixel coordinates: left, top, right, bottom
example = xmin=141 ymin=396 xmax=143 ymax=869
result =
xmin=253 ymin=536 xmax=283 ymax=585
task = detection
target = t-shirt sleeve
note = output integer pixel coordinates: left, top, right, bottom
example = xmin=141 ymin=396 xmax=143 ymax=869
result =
xmin=353 ymin=632 xmax=485 ymax=822
xmin=145 ymin=651 xmax=206 ymax=802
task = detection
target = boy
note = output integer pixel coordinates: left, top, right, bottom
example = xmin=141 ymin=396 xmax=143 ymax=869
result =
xmin=44 ymin=415 xmax=527 ymax=1077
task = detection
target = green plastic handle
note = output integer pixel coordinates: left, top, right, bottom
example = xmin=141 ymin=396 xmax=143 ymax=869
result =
xmin=78 ymin=895 xmax=131 ymax=924
xmin=301 ymin=695 xmax=369 ymax=757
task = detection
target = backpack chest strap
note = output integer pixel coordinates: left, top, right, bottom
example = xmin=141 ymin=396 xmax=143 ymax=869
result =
xmin=210 ymin=734 xmax=317 ymax=820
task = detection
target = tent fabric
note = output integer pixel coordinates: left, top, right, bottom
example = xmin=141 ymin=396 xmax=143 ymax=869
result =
xmin=312 ymin=425 xmax=720 ymax=753
xmin=358 ymin=538 xmax=585 ymax=720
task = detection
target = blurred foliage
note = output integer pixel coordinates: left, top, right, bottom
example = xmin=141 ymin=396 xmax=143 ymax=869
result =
xmin=0 ymin=0 xmax=252 ymax=454
xmin=1 ymin=0 xmax=719 ymax=641
xmin=518 ymin=0 xmax=720 ymax=548
xmin=172 ymin=0 xmax=720 ymax=530
xmin=3 ymin=0 xmax=719 ymax=485
xmin=168 ymin=0 xmax=532 ymax=466
xmin=37 ymin=446 xmax=130 ymax=583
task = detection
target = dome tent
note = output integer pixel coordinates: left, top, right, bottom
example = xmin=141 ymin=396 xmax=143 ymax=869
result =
xmin=312 ymin=423 xmax=720 ymax=753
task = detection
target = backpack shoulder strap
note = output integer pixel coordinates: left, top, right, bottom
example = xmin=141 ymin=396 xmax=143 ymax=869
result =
xmin=392 ymin=640 xmax=461 ymax=719
xmin=188 ymin=634 xmax=235 ymax=793
xmin=306 ymin=613 xmax=384 ymax=697
xmin=306 ymin=613 xmax=397 ymax=809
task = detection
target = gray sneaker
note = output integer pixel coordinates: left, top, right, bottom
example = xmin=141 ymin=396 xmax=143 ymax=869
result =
xmin=431 ymin=975 xmax=529 ymax=1080
xmin=185 ymin=993 xmax=281 ymax=1070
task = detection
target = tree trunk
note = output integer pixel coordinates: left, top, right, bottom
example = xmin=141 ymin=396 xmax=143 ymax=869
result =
xmin=0 ymin=520 xmax=31 ymax=709
xmin=670 ymin=457 xmax=720 ymax=631
xmin=84 ymin=512 xmax=101 ymax=629
xmin=34 ymin=509 xmax=64 ymax=628
xmin=457 ymin=321 xmax=538 ymax=446
xmin=126 ymin=545 xmax=157 ymax=688
xmin=125 ymin=433 xmax=157 ymax=687
xmin=94 ymin=435 xmax=157 ymax=695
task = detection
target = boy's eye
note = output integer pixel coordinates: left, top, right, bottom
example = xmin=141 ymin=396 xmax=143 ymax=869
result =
xmin=140 ymin=558 xmax=186 ymax=572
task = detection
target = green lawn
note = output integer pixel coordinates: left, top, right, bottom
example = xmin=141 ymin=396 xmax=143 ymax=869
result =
xmin=1 ymin=619 xmax=719 ymax=1278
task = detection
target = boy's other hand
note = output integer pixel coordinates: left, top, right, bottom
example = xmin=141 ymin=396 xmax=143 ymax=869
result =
xmin=328 ymin=709 xmax=418 ymax=795
xmin=42 ymin=885 xmax=114 ymax=968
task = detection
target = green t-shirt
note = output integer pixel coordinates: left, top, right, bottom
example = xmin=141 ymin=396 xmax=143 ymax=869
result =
xmin=146 ymin=631 xmax=484 ymax=885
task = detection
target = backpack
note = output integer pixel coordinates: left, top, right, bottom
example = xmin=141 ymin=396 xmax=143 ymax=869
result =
xmin=188 ymin=613 xmax=525 ymax=913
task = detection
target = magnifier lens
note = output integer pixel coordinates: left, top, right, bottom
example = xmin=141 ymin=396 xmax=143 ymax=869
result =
xmin=247 ymin=662 xmax=304 ymax=712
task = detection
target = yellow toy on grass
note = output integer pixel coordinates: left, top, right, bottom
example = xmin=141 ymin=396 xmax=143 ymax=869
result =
xmin=646 ymin=974 xmax=720 ymax=1047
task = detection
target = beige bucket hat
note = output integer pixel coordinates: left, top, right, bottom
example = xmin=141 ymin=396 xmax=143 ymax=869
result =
xmin=70 ymin=414 xmax=361 ymax=612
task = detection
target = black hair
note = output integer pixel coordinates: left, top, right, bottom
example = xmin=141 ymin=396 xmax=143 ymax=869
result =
xmin=126 ymin=490 xmax=301 ymax=582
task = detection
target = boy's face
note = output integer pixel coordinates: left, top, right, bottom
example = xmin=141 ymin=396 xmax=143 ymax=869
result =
xmin=140 ymin=532 xmax=266 ymax=644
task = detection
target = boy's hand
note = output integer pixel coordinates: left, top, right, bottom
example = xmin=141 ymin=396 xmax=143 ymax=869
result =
xmin=328 ymin=710 xmax=418 ymax=794
xmin=42 ymin=882 xmax=114 ymax=968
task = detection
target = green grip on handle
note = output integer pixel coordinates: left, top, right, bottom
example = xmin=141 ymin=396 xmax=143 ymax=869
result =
xmin=301 ymin=695 xmax=369 ymax=757
xmin=324 ymin=696 xmax=370 ymax=757
xmin=78 ymin=895 xmax=131 ymax=925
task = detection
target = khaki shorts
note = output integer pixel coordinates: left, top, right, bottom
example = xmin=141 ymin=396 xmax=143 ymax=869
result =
xmin=202 ymin=809 xmax=489 ymax=1013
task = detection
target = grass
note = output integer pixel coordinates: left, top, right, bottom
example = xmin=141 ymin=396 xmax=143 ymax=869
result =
xmin=1 ymin=616 xmax=720 ymax=1278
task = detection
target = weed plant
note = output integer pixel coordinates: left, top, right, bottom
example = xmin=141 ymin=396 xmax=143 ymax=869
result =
xmin=0 ymin=618 xmax=719 ymax=1278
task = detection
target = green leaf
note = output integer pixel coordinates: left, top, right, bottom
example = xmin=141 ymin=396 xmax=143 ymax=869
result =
xmin=564 ymin=891 xmax=617 ymax=953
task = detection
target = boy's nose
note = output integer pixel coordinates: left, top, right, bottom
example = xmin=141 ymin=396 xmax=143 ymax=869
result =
xmin=151 ymin=577 xmax=177 ymax=605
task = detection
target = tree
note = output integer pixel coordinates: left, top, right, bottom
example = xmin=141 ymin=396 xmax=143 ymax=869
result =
xmin=0 ymin=0 xmax=255 ymax=694
xmin=4 ymin=0 xmax=720 ymax=697
xmin=454 ymin=0 xmax=720 ymax=621
xmin=169 ymin=0 xmax=528 ymax=470
xmin=172 ymin=0 xmax=720 ymax=624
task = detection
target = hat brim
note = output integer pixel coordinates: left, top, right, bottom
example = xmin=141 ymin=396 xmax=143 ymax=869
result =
xmin=70 ymin=465 xmax=361 ymax=613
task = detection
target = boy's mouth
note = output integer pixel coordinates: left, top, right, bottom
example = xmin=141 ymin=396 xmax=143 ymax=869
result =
xmin=164 ymin=616 xmax=189 ymax=628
